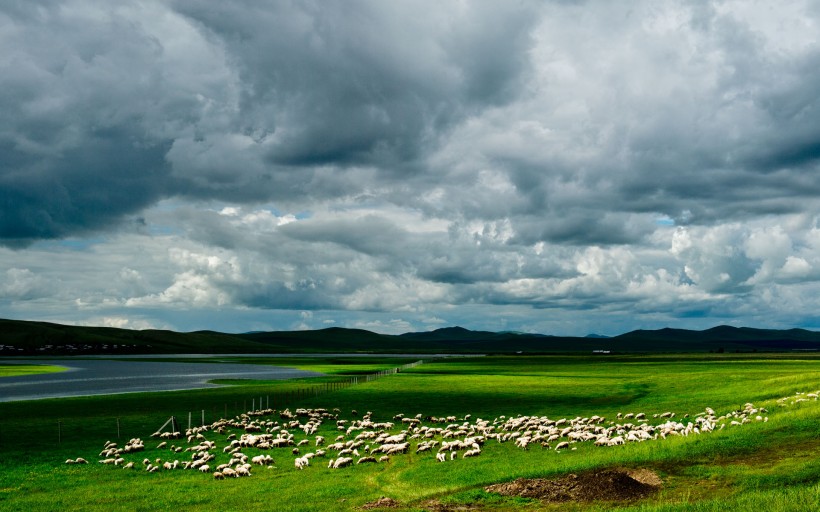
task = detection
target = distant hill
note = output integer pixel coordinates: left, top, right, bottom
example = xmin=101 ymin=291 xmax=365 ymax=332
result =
xmin=0 ymin=318 xmax=268 ymax=355
xmin=0 ymin=318 xmax=819 ymax=355
xmin=612 ymin=325 xmax=820 ymax=352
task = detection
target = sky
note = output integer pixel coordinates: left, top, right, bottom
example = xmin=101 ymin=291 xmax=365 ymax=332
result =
xmin=2 ymin=1 xmax=820 ymax=336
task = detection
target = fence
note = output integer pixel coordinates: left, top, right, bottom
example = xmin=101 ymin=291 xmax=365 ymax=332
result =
xmin=28 ymin=359 xmax=425 ymax=446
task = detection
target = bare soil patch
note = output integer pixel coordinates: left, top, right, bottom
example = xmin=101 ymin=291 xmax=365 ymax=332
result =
xmin=360 ymin=496 xmax=400 ymax=509
xmin=485 ymin=467 xmax=662 ymax=503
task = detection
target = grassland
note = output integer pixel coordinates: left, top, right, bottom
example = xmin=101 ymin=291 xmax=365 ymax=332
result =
xmin=0 ymin=365 xmax=67 ymax=378
xmin=1 ymin=354 xmax=819 ymax=511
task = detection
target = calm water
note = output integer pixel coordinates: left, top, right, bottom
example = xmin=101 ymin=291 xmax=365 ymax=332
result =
xmin=0 ymin=359 xmax=324 ymax=402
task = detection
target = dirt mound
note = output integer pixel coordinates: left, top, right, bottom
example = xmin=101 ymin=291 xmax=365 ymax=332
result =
xmin=360 ymin=496 xmax=399 ymax=509
xmin=485 ymin=467 xmax=662 ymax=503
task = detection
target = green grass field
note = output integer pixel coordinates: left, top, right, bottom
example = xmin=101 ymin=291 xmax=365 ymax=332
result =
xmin=0 ymin=365 xmax=67 ymax=378
xmin=1 ymin=354 xmax=819 ymax=511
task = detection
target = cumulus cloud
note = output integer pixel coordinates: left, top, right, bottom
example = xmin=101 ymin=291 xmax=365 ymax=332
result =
xmin=0 ymin=268 xmax=50 ymax=300
xmin=2 ymin=1 xmax=820 ymax=334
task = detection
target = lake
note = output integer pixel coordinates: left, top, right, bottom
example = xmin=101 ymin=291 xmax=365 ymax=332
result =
xmin=0 ymin=358 xmax=324 ymax=402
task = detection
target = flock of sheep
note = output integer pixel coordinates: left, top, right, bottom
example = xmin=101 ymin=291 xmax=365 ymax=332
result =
xmin=71 ymin=389 xmax=818 ymax=480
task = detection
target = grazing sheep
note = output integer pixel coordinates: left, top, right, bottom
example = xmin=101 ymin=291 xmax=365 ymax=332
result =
xmin=79 ymin=394 xmax=807 ymax=483
xmin=252 ymin=455 xmax=272 ymax=466
xmin=332 ymin=457 xmax=353 ymax=469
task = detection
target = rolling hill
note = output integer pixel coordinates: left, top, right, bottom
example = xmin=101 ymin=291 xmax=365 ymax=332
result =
xmin=1 ymin=318 xmax=819 ymax=355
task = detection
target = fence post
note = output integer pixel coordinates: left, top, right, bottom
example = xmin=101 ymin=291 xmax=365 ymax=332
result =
xmin=58 ymin=420 xmax=62 ymax=444
xmin=117 ymin=417 xmax=121 ymax=439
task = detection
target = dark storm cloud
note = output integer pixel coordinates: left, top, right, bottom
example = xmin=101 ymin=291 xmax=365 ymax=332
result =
xmin=0 ymin=0 xmax=541 ymax=244
xmin=5 ymin=0 xmax=817 ymax=246
xmin=170 ymin=0 xmax=539 ymax=176
xmin=0 ymin=1 xmax=202 ymax=245
xmin=0 ymin=130 xmax=171 ymax=245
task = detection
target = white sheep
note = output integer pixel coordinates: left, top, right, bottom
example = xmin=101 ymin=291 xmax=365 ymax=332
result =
xmin=332 ymin=457 xmax=353 ymax=469
xmin=463 ymin=449 xmax=481 ymax=458
xmin=252 ymin=455 xmax=272 ymax=466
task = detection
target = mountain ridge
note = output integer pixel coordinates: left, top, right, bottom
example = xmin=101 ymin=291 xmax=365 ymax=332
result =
xmin=1 ymin=318 xmax=819 ymax=355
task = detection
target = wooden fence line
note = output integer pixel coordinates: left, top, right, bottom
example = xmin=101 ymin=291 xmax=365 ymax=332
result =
xmin=41 ymin=359 xmax=425 ymax=445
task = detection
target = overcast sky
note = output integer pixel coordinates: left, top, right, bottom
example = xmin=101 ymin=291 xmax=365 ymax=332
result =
xmin=2 ymin=1 xmax=820 ymax=336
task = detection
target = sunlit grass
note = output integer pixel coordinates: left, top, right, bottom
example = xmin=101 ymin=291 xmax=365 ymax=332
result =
xmin=1 ymin=354 xmax=819 ymax=510
xmin=0 ymin=364 xmax=67 ymax=378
